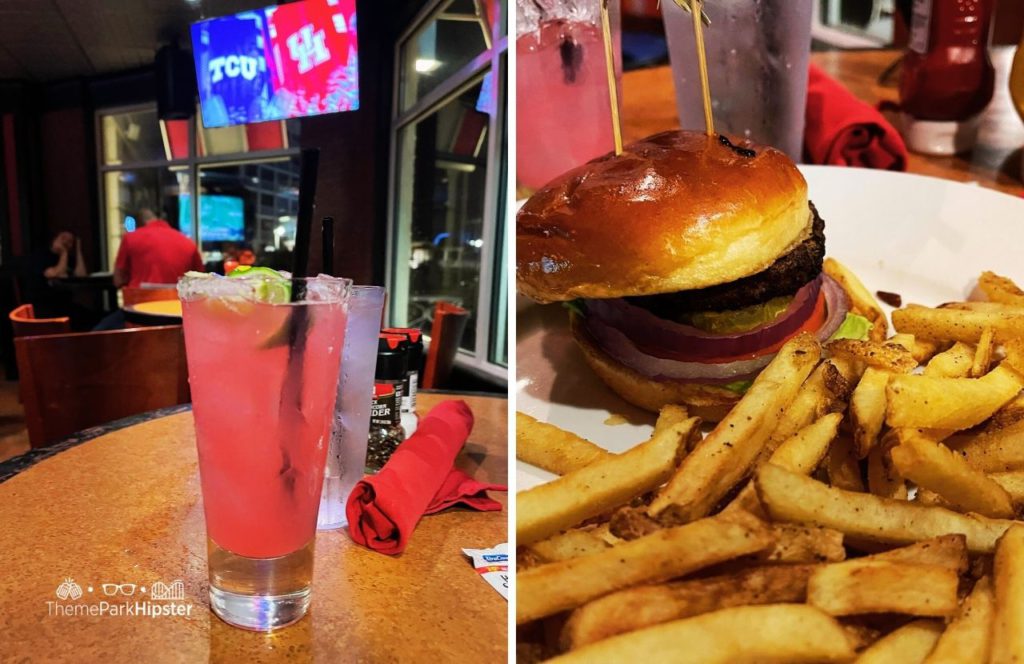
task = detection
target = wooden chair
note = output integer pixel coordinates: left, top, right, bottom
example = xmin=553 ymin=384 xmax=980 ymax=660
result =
xmin=122 ymin=286 xmax=179 ymax=306
xmin=15 ymin=325 xmax=189 ymax=448
xmin=422 ymin=301 xmax=470 ymax=390
xmin=9 ymin=304 xmax=71 ymax=338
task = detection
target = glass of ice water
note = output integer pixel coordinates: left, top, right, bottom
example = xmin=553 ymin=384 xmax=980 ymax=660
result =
xmin=661 ymin=0 xmax=813 ymax=160
xmin=317 ymin=285 xmax=386 ymax=531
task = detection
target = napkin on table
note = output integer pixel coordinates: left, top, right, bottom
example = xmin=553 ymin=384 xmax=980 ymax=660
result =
xmin=346 ymin=399 xmax=506 ymax=555
xmin=805 ymin=63 xmax=908 ymax=171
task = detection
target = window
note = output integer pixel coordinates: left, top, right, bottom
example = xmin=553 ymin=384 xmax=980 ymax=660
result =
xmin=389 ymin=0 xmax=507 ymax=381
xmin=96 ymin=106 xmax=300 ymax=273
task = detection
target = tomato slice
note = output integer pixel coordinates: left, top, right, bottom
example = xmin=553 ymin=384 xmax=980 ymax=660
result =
xmin=640 ymin=291 xmax=828 ymax=364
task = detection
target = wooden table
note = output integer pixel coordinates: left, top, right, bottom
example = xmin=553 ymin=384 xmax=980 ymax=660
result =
xmin=0 ymin=392 xmax=507 ymax=662
xmin=622 ymin=47 xmax=1024 ymax=196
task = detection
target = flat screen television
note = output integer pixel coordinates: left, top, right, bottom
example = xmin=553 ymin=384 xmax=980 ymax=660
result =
xmin=179 ymin=194 xmax=246 ymax=242
xmin=191 ymin=0 xmax=359 ymax=128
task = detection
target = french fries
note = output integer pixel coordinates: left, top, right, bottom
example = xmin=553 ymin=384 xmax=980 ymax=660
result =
xmin=725 ymin=413 xmax=840 ymax=516
xmin=648 ymin=334 xmax=819 ymax=523
xmin=807 ymin=560 xmax=959 ymax=617
xmin=979 ymin=270 xmax=1024 ymax=306
xmin=754 ymin=463 xmax=1015 ymax=554
xmin=885 ymin=364 xmax=1024 ymax=430
xmin=762 ymin=360 xmax=849 ymax=457
xmin=519 ymin=266 xmax=1024 ymax=659
xmin=866 ymin=433 xmax=907 ymax=500
xmin=892 ymin=305 xmax=1024 ymax=344
xmin=923 ymin=341 xmax=975 ymax=378
xmin=549 ymin=605 xmax=855 ymax=664
xmin=972 ymin=326 xmax=996 ymax=377
xmin=951 ymin=419 xmax=1024 ymax=473
xmin=824 ymin=257 xmax=888 ymax=340
xmin=517 ymin=416 xmax=699 ymax=545
xmin=890 ymin=430 xmax=1016 ymax=518
xmin=991 ymin=526 xmax=1024 ymax=663
xmin=850 ymin=367 xmax=889 ymax=458
xmin=855 ymin=620 xmax=943 ymax=664
xmin=923 ymin=576 xmax=993 ymax=664
xmin=562 ymin=564 xmax=816 ymax=650
xmin=828 ymin=338 xmax=917 ymax=373
xmin=528 ymin=528 xmax=610 ymax=563
xmin=516 ymin=412 xmax=613 ymax=474
xmin=516 ymin=516 xmax=772 ymax=624
xmin=826 ymin=434 xmax=865 ymax=492
xmin=867 ymin=534 xmax=968 ymax=573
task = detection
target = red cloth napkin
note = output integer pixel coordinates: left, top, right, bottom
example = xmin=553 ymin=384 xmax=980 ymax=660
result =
xmin=805 ymin=63 xmax=908 ymax=171
xmin=346 ymin=400 xmax=507 ymax=555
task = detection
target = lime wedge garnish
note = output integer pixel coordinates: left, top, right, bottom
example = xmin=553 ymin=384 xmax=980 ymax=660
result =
xmin=227 ymin=266 xmax=291 ymax=303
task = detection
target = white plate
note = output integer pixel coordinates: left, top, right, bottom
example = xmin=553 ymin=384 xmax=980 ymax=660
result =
xmin=516 ymin=165 xmax=1024 ymax=490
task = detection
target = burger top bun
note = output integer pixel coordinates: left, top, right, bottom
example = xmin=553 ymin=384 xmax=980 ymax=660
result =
xmin=516 ymin=130 xmax=810 ymax=304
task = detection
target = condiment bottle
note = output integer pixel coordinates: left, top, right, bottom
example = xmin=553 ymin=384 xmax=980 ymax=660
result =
xmin=366 ymin=383 xmax=404 ymax=473
xmin=381 ymin=327 xmax=424 ymax=435
xmin=898 ymin=0 xmax=996 ymax=155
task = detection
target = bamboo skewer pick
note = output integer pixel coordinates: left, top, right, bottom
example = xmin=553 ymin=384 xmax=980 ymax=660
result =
xmin=689 ymin=0 xmax=714 ymax=135
xmin=600 ymin=0 xmax=623 ymax=155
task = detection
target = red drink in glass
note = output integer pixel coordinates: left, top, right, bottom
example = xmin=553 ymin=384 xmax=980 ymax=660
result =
xmin=180 ymin=273 xmax=348 ymax=631
xmin=516 ymin=2 xmax=621 ymax=191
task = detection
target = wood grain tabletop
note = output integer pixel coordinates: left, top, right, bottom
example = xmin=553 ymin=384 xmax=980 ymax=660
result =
xmin=622 ymin=47 xmax=1024 ymax=196
xmin=0 ymin=392 xmax=508 ymax=663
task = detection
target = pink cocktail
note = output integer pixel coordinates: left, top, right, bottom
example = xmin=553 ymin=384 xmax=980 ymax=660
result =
xmin=516 ymin=1 xmax=622 ymax=191
xmin=179 ymin=273 xmax=349 ymax=631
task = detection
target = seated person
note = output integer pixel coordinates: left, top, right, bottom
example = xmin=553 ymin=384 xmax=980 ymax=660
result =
xmin=114 ymin=207 xmax=204 ymax=288
xmin=22 ymin=231 xmax=90 ymax=326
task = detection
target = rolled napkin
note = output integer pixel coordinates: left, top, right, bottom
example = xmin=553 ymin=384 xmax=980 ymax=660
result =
xmin=346 ymin=400 xmax=507 ymax=555
xmin=805 ymin=63 xmax=908 ymax=171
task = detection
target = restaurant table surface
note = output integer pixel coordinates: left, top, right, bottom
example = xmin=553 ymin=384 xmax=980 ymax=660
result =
xmin=0 ymin=392 xmax=508 ymax=662
xmin=622 ymin=47 xmax=1024 ymax=197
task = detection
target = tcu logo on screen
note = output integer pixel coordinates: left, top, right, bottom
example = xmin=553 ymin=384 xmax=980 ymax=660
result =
xmin=208 ymin=54 xmax=266 ymax=83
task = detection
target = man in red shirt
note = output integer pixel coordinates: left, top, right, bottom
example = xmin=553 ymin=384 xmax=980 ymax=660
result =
xmin=113 ymin=207 xmax=205 ymax=288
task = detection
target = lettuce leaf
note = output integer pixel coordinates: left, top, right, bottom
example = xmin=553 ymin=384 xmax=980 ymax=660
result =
xmin=828 ymin=313 xmax=873 ymax=341
xmin=563 ymin=299 xmax=587 ymax=317
xmin=720 ymin=379 xmax=754 ymax=395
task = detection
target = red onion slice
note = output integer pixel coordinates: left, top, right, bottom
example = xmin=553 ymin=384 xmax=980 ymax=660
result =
xmin=586 ymin=276 xmax=823 ymax=361
xmin=580 ymin=274 xmax=852 ymax=383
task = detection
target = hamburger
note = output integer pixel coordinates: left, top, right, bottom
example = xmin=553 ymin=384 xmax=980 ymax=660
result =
xmin=517 ymin=130 xmax=870 ymax=419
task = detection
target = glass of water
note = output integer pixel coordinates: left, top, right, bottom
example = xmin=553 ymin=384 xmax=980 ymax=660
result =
xmin=318 ymin=285 xmax=386 ymax=531
xmin=661 ymin=0 xmax=813 ymax=160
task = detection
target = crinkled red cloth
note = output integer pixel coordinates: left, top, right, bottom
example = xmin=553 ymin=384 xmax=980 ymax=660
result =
xmin=346 ymin=400 xmax=506 ymax=555
xmin=805 ymin=63 xmax=908 ymax=170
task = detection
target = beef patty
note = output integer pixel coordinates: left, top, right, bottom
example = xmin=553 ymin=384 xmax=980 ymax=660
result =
xmin=627 ymin=202 xmax=825 ymax=317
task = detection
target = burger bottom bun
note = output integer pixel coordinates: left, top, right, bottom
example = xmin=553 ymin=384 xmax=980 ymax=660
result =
xmin=570 ymin=313 xmax=739 ymax=422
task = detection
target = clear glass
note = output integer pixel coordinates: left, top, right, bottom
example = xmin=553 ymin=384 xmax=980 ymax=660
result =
xmin=195 ymin=157 xmax=301 ymax=272
xmin=661 ymin=0 xmax=813 ymax=160
xmin=399 ymin=0 xmax=491 ymax=111
xmin=102 ymin=168 xmax=191 ymax=271
xmin=318 ymin=285 xmax=386 ymax=531
xmin=515 ymin=0 xmax=621 ymax=190
xmin=101 ymin=108 xmax=167 ymax=165
xmin=394 ymin=77 xmax=489 ymax=351
xmin=179 ymin=273 xmax=350 ymax=631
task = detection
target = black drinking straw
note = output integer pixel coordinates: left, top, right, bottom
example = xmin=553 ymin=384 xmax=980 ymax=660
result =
xmin=321 ymin=216 xmax=334 ymax=276
xmin=290 ymin=148 xmax=319 ymax=292
xmin=278 ymin=148 xmax=320 ymax=492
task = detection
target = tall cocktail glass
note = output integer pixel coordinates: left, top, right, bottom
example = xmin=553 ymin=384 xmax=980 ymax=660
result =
xmin=661 ymin=0 xmax=813 ymax=160
xmin=179 ymin=273 xmax=350 ymax=631
xmin=516 ymin=0 xmax=622 ymax=191
xmin=317 ymin=285 xmax=385 ymax=531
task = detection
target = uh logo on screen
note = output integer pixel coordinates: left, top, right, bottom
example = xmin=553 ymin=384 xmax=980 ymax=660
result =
xmin=209 ymin=53 xmax=266 ymax=84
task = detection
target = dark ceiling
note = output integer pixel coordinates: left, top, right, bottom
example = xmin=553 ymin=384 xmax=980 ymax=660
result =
xmin=0 ymin=0 xmax=270 ymax=81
